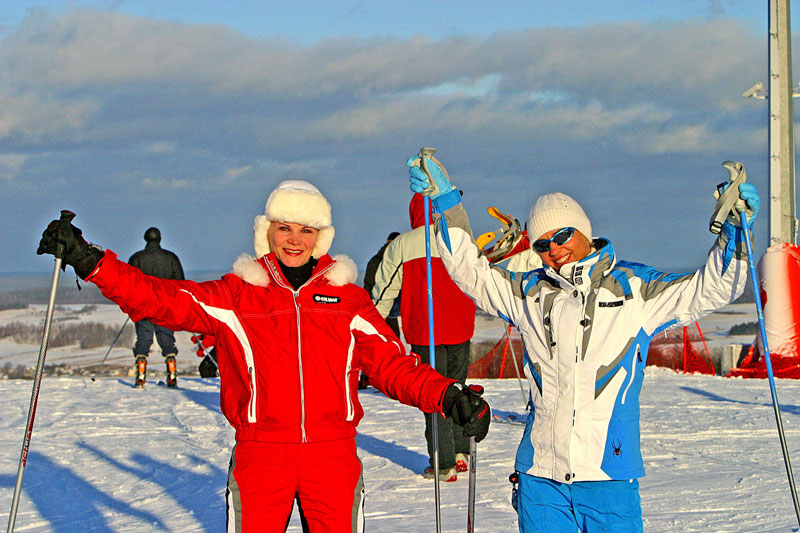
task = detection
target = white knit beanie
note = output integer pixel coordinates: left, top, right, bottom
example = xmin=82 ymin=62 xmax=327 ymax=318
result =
xmin=253 ymin=180 xmax=335 ymax=259
xmin=527 ymin=192 xmax=592 ymax=243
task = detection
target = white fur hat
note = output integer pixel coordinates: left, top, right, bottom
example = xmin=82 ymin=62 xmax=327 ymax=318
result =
xmin=253 ymin=180 xmax=335 ymax=259
xmin=527 ymin=192 xmax=592 ymax=243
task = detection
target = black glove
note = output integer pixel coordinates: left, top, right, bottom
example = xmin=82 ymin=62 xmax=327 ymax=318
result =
xmin=442 ymin=383 xmax=491 ymax=442
xmin=37 ymin=211 xmax=104 ymax=279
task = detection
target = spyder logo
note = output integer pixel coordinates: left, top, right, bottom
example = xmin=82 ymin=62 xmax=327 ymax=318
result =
xmin=612 ymin=438 xmax=622 ymax=456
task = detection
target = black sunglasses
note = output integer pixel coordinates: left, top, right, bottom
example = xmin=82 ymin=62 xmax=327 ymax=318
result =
xmin=532 ymin=227 xmax=575 ymax=253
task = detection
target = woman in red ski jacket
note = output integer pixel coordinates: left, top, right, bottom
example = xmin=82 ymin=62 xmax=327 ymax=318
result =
xmin=37 ymin=179 xmax=491 ymax=533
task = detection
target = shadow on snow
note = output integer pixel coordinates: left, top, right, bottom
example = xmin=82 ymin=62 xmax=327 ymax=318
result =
xmin=679 ymin=385 xmax=800 ymax=415
xmin=1 ymin=451 xmax=166 ymax=532
xmin=356 ymin=433 xmax=429 ymax=475
xmin=78 ymin=441 xmax=227 ymax=532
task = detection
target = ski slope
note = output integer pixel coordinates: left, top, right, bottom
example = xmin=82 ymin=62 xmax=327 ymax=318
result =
xmin=1 ymin=370 xmax=800 ymax=532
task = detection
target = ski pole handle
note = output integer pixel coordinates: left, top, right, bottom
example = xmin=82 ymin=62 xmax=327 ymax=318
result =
xmin=56 ymin=210 xmax=76 ymax=260
xmin=417 ymin=147 xmax=440 ymax=197
xmin=709 ymin=161 xmax=747 ymax=234
xmin=60 ymin=209 xmax=76 ymax=223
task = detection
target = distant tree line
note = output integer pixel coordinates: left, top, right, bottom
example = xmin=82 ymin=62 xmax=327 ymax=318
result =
xmin=0 ymin=320 xmax=133 ymax=349
xmin=729 ymin=321 xmax=759 ymax=336
xmin=0 ymin=284 xmax=110 ymax=310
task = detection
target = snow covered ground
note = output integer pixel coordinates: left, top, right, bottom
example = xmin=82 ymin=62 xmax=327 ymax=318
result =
xmin=6 ymin=302 xmax=800 ymax=532
xmin=1 ymin=370 xmax=800 ymax=531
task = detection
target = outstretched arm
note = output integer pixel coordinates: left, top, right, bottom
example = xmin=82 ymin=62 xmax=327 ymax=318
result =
xmin=354 ymin=293 xmax=490 ymax=442
xmin=38 ymin=217 xmax=228 ymax=335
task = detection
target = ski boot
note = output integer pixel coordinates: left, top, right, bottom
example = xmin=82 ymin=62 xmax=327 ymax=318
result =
xmin=423 ymin=466 xmax=458 ymax=482
xmin=165 ymin=354 xmax=178 ymax=388
xmin=134 ymin=356 xmax=147 ymax=388
xmin=455 ymin=453 xmax=469 ymax=473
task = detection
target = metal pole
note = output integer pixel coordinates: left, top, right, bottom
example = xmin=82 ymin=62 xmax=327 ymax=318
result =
xmin=504 ymin=326 xmax=529 ymax=410
xmin=423 ymin=194 xmax=442 ymax=532
xmin=741 ymin=211 xmax=800 ymax=526
xmin=90 ymin=316 xmax=130 ymax=382
xmin=7 ymin=257 xmax=63 ymax=532
xmin=768 ymin=0 xmax=797 ymax=245
xmin=467 ymin=436 xmax=477 ymax=532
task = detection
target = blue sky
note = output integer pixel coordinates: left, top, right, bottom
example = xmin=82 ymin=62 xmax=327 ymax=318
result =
xmin=0 ymin=1 xmax=797 ymax=275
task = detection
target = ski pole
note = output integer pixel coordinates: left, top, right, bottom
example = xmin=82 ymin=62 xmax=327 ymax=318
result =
xmin=504 ymin=325 xmax=529 ymax=410
xmin=205 ymin=352 xmax=220 ymax=371
xmin=90 ymin=316 xmax=130 ymax=382
xmin=7 ymin=210 xmax=73 ymax=533
xmin=739 ymin=209 xmax=800 ymax=526
xmin=467 ymin=436 xmax=477 ymax=532
xmin=419 ymin=147 xmax=442 ymax=533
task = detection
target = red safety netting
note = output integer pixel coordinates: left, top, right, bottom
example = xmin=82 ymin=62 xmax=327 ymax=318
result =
xmin=728 ymin=243 xmax=800 ymax=379
xmin=646 ymin=322 xmax=715 ymax=375
xmin=727 ymin=343 xmax=800 ymax=378
xmin=469 ymin=322 xmax=715 ymax=378
xmin=468 ymin=327 xmax=524 ymax=379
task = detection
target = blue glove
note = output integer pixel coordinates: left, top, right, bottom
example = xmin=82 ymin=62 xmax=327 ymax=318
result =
xmin=406 ymin=155 xmax=455 ymax=199
xmin=737 ymin=182 xmax=759 ymax=226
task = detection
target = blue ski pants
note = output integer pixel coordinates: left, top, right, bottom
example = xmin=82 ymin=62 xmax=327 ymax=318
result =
xmin=517 ymin=473 xmax=642 ymax=532
xmin=133 ymin=319 xmax=177 ymax=358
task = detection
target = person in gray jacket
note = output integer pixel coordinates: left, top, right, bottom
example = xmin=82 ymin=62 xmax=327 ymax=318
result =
xmin=128 ymin=227 xmax=185 ymax=388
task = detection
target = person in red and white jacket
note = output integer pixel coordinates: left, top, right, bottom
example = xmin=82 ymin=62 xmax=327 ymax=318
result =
xmin=372 ymin=193 xmax=477 ymax=482
xmin=37 ymin=180 xmax=491 ymax=533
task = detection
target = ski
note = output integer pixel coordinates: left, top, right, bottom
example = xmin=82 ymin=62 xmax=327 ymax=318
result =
xmin=492 ymin=413 xmax=525 ymax=426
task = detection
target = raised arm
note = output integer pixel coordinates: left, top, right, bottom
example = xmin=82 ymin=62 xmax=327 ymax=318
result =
xmin=639 ymin=182 xmax=760 ymax=334
xmin=406 ymin=152 xmax=533 ymax=326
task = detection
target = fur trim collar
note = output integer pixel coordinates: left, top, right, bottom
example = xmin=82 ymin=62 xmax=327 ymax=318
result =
xmin=232 ymin=253 xmax=357 ymax=288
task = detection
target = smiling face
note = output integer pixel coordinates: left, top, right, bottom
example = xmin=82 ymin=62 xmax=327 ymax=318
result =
xmin=268 ymin=221 xmax=319 ymax=267
xmin=534 ymin=227 xmax=592 ymax=269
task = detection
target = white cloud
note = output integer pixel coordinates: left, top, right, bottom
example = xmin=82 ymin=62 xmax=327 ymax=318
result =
xmin=0 ymin=91 xmax=100 ymax=145
xmin=147 ymin=142 xmax=177 ymax=154
xmin=142 ymin=177 xmax=192 ymax=189
xmin=0 ymin=153 xmax=27 ymax=180
xmin=0 ymin=9 xmax=781 ymax=273
xmin=223 ymin=165 xmax=251 ymax=180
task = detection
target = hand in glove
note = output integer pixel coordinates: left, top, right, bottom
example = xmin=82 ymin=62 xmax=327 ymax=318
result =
xmin=37 ymin=212 xmax=104 ymax=279
xmin=736 ymin=182 xmax=760 ymax=226
xmin=441 ymin=383 xmax=491 ymax=442
xmin=407 ymin=155 xmax=455 ymax=199
xmin=718 ymin=182 xmax=760 ymax=229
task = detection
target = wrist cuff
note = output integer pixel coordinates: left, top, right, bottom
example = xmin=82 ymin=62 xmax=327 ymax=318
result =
xmin=432 ymin=188 xmax=461 ymax=213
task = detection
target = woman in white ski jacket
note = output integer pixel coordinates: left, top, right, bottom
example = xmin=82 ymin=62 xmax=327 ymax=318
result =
xmin=407 ymin=153 xmax=759 ymax=532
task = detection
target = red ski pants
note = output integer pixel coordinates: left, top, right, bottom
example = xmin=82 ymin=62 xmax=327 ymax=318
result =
xmin=226 ymin=438 xmax=364 ymax=532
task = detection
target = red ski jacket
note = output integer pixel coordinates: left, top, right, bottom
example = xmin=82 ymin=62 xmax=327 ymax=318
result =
xmin=371 ymin=193 xmax=476 ymax=345
xmin=87 ymin=250 xmax=454 ymax=443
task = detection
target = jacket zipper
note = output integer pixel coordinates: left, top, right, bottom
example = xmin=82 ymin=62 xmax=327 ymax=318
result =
xmin=263 ymin=256 xmax=335 ymax=444
xmin=292 ymin=290 xmax=307 ymax=442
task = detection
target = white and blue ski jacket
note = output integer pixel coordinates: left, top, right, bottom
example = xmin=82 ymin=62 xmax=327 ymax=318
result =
xmin=431 ymin=189 xmax=748 ymax=483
